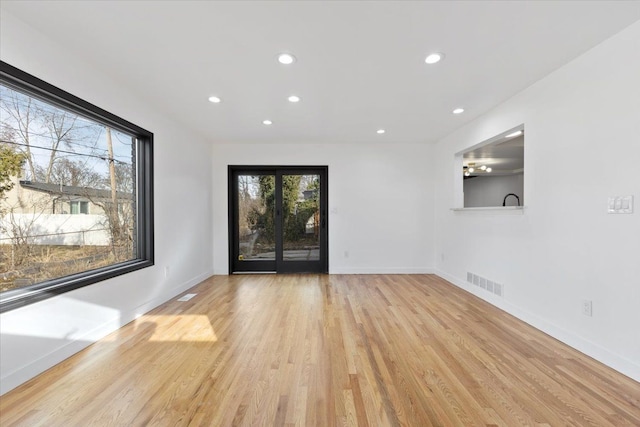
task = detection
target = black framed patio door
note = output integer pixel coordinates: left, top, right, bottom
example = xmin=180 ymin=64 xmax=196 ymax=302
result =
xmin=229 ymin=166 xmax=328 ymax=273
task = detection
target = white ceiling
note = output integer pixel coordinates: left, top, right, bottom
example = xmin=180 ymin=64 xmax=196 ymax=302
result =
xmin=2 ymin=1 xmax=640 ymax=145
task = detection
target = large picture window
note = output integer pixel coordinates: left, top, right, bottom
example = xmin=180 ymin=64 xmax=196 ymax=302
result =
xmin=0 ymin=61 xmax=153 ymax=312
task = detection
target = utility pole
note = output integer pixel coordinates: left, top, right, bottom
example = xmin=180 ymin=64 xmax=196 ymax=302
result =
xmin=105 ymin=127 xmax=120 ymax=246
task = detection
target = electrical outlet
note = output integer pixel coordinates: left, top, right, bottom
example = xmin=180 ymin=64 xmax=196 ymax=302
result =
xmin=164 ymin=266 xmax=170 ymax=279
xmin=344 ymin=250 xmax=349 ymax=259
xmin=582 ymin=300 xmax=593 ymax=317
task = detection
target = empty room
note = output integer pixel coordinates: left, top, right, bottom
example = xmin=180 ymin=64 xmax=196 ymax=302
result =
xmin=1 ymin=1 xmax=639 ymax=426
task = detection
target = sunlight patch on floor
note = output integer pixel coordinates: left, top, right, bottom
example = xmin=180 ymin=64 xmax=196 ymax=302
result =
xmin=135 ymin=315 xmax=218 ymax=342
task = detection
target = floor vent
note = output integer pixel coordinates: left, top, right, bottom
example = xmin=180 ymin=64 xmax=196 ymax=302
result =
xmin=467 ymin=273 xmax=503 ymax=297
xmin=177 ymin=293 xmax=197 ymax=302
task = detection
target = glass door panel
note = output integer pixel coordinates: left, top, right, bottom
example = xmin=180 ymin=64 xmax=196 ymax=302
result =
xmin=281 ymin=174 xmax=320 ymax=261
xmin=230 ymin=171 xmax=277 ymax=272
xmin=237 ymin=174 xmax=275 ymax=261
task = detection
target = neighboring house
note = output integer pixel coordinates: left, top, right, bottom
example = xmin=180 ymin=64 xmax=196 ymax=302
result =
xmin=3 ymin=178 xmax=132 ymax=216
xmin=302 ymin=189 xmax=317 ymax=200
xmin=0 ymin=177 xmax=133 ymax=246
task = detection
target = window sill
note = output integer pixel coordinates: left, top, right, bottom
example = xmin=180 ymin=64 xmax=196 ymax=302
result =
xmin=451 ymin=206 xmax=526 ymax=214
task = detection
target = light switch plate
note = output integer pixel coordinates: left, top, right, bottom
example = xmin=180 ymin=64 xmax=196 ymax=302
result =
xmin=608 ymin=195 xmax=634 ymax=214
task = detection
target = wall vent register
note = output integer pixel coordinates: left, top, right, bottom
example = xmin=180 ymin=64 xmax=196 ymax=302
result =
xmin=467 ymin=272 xmax=503 ymax=297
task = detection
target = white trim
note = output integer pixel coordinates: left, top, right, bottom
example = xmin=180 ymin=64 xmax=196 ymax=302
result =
xmin=435 ymin=269 xmax=640 ymax=383
xmin=215 ymin=268 xmax=435 ymax=275
xmin=329 ymin=267 xmax=433 ymax=275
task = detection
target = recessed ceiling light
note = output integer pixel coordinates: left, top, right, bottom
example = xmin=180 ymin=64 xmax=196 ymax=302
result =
xmin=208 ymin=96 xmax=221 ymax=103
xmin=452 ymin=108 xmax=465 ymax=114
xmin=277 ymin=53 xmax=296 ymax=65
xmin=505 ymin=130 xmax=523 ymax=138
xmin=486 ymin=167 xmax=492 ymax=173
xmin=425 ymin=52 xmax=444 ymax=64
xmin=288 ymin=95 xmax=300 ymax=103
xmin=376 ymin=129 xmax=385 ymax=134
xmin=263 ymin=120 xmax=272 ymax=125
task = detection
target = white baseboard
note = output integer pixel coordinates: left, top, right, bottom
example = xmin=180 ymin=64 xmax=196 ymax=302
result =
xmin=0 ymin=269 xmax=214 ymax=395
xmin=329 ymin=267 xmax=433 ymax=275
xmin=215 ymin=267 xmax=434 ymax=275
xmin=434 ymin=269 xmax=640 ymax=383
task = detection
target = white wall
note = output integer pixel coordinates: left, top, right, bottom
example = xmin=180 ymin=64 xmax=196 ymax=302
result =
xmin=0 ymin=12 xmax=213 ymax=394
xmin=464 ymin=174 xmax=524 ymax=207
xmin=434 ymin=22 xmax=640 ymax=381
xmin=212 ymin=142 xmax=435 ymax=275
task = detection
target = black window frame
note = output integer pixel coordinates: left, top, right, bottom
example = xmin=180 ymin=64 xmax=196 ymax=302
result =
xmin=0 ymin=61 xmax=154 ymax=313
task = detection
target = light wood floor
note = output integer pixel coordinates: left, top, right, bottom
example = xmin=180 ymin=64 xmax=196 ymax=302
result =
xmin=1 ymin=274 xmax=639 ymax=426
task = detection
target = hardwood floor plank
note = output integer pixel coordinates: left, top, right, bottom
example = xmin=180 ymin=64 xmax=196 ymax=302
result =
xmin=1 ymin=274 xmax=639 ymax=426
